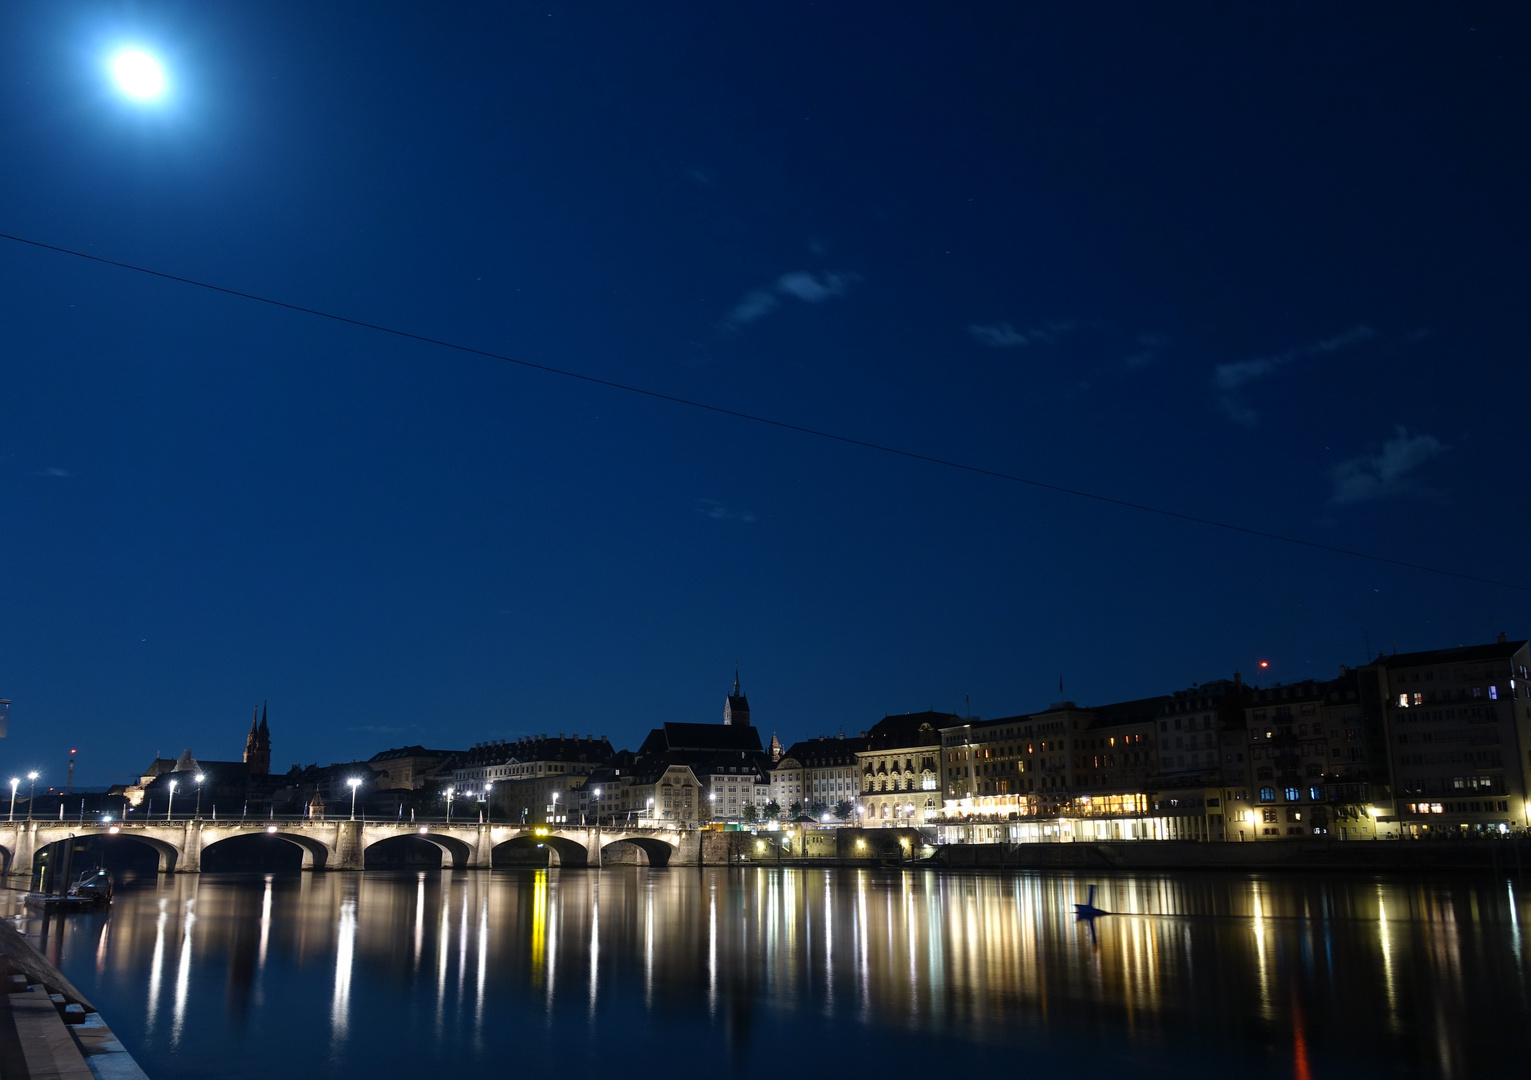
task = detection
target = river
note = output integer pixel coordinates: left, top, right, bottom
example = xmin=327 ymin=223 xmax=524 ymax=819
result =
xmin=10 ymin=868 xmax=1530 ymax=1079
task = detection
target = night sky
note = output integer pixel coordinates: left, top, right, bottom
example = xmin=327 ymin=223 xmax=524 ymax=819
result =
xmin=2 ymin=3 xmax=1527 ymax=788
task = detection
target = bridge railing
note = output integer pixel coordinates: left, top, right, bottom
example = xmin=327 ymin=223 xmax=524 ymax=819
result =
xmin=0 ymin=815 xmax=683 ymax=830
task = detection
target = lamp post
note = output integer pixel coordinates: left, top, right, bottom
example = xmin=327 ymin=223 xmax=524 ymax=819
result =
xmin=484 ymin=781 xmax=493 ymax=825
xmin=551 ymin=790 xmax=559 ymax=825
xmin=445 ymin=788 xmax=454 ymax=823
xmin=26 ymin=772 xmax=38 ymax=821
xmin=592 ymin=786 xmax=602 ymax=868
xmin=348 ymin=777 xmax=361 ymax=821
xmin=167 ymin=780 xmax=178 ymax=821
xmin=646 ymin=797 xmax=653 ymax=824
xmin=8 ymin=778 xmax=17 ymax=823
xmin=708 ymin=792 xmax=717 ymax=824
xmin=194 ymin=773 xmax=206 ymax=819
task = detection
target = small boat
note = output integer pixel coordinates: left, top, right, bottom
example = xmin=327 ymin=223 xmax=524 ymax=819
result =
xmin=23 ymin=869 xmax=114 ymax=912
xmin=1073 ymin=883 xmax=1109 ymax=918
xmin=68 ymin=869 xmax=114 ymax=905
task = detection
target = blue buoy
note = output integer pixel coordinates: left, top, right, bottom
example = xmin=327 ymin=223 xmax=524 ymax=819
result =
xmin=1073 ymin=883 xmax=1109 ymax=918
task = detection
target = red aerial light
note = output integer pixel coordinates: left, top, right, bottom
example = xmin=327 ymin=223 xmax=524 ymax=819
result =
xmin=1259 ymin=661 xmax=1270 ymax=669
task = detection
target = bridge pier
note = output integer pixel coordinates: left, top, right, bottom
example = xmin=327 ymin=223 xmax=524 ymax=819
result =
xmin=2 ymin=823 xmax=39 ymax=880
xmin=176 ymin=823 xmax=201 ymax=873
xmin=333 ymin=822 xmax=363 ymax=871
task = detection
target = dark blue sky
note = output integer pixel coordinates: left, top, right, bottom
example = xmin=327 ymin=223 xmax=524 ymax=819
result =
xmin=3 ymin=3 xmax=1527 ymax=787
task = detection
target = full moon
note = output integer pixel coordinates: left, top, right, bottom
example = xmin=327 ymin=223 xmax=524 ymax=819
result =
xmin=110 ymin=49 xmax=166 ymax=100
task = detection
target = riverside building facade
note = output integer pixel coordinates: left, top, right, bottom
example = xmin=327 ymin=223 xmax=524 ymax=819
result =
xmin=855 ymin=711 xmax=949 ymax=824
xmin=1365 ymin=637 xmax=1531 ymax=835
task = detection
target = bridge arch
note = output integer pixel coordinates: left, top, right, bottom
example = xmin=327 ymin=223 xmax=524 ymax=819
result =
xmin=99 ymin=832 xmax=180 ymax=874
xmin=25 ymin=832 xmax=180 ymax=881
xmin=492 ymin=833 xmax=588 ymax=868
xmin=198 ymin=832 xmax=308 ymax=872
xmin=202 ymin=828 xmax=330 ymax=870
xmin=364 ymin=831 xmax=473 ymax=870
xmin=600 ymin=836 xmax=674 ymax=867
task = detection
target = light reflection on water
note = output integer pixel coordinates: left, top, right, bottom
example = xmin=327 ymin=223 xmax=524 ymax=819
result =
xmin=11 ymin=868 xmax=1531 ymax=1079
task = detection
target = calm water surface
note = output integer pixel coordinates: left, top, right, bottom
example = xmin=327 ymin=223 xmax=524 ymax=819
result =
xmin=10 ymin=868 xmax=1530 ymax=1079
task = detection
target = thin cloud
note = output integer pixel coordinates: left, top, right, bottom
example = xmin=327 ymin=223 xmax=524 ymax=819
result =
xmin=1329 ymin=426 xmax=1444 ymax=504
xmin=696 ymin=498 xmax=756 ymax=523
xmin=36 ymin=467 xmax=71 ymax=477
xmin=1213 ymin=325 xmax=1375 ymax=426
xmin=1124 ymin=332 xmax=1167 ymax=369
xmin=967 ymin=321 xmax=1075 ymax=348
xmin=723 ymin=270 xmax=858 ymax=329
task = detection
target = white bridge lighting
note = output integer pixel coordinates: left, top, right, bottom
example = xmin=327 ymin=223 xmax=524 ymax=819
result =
xmin=110 ymin=49 xmax=167 ymax=100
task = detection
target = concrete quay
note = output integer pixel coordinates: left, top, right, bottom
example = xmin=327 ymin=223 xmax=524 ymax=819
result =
xmin=0 ymin=917 xmax=149 ymax=1080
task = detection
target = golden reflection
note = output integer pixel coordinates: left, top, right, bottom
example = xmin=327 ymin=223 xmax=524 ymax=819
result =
xmin=529 ymin=869 xmax=547 ymax=984
xmin=413 ymin=872 xmax=424 ymax=970
xmin=169 ymin=898 xmax=195 ymax=1048
xmin=1378 ymin=888 xmax=1400 ymax=1033
xmin=258 ymin=874 xmax=272 ymax=974
xmin=330 ymin=891 xmax=355 ymax=1043
xmin=24 ymin=865 xmax=1528 ymax=1079
xmin=1252 ymin=880 xmax=1272 ymax=1020
xmin=144 ymin=899 xmax=167 ymax=1036
xmin=587 ymin=877 xmax=599 ymax=1018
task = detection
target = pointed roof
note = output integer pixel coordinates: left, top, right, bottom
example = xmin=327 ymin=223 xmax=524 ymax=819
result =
xmin=249 ymin=707 xmax=259 ymax=736
xmin=258 ymin=700 xmax=269 ymax=736
xmin=724 ymin=669 xmax=751 ymax=725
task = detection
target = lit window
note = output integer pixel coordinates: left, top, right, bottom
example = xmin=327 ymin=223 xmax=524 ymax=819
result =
xmin=1259 ymin=787 xmax=1275 ymax=802
xmin=1489 ymin=685 xmax=1499 ymax=700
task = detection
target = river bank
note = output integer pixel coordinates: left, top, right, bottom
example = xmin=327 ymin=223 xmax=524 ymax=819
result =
xmin=928 ymin=836 xmax=1531 ymax=873
xmin=0 ymin=903 xmax=150 ymax=1080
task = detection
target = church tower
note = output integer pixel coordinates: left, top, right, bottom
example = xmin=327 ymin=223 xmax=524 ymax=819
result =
xmin=724 ymin=670 xmax=751 ymax=727
xmin=244 ymin=702 xmax=272 ymax=775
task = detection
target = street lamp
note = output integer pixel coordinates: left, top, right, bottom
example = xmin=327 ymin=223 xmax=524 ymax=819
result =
xmin=8 ymin=778 xmax=17 ymax=822
xmin=167 ymin=780 xmax=178 ymax=821
xmin=483 ymin=781 xmax=493 ymax=825
xmin=709 ymin=792 xmax=717 ymax=823
xmin=26 ymin=772 xmax=38 ymax=821
xmin=194 ymin=773 xmax=206 ymax=819
xmin=551 ymin=790 xmax=560 ymax=825
xmin=348 ymin=777 xmax=361 ymax=820
xmin=646 ymin=797 xmax=653 ymax=823
xmin=445 ymin=788 xmax=454 ymax=823
xmin=592 ymin=787 xmax=601 ymax=826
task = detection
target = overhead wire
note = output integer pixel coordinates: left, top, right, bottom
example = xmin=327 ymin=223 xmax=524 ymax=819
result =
xmin=1 ymin=230 xmax=1524 ymax=592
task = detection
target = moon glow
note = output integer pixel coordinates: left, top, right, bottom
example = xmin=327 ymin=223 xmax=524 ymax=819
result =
xmin=110 ymin=49 xmax=167 ymax=100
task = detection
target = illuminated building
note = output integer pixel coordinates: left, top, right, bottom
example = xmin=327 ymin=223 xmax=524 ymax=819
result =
xmin=1364 ymin=636 xmax=1531 ymax=836
xmin=853 ymin=710 xmax=949 ymax=824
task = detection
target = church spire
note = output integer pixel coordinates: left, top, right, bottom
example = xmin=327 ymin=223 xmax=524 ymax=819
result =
xmin=245 ymin=701 xmax=272 ymax=776
xmin=724 ymin=670 xmax=751 ymax=727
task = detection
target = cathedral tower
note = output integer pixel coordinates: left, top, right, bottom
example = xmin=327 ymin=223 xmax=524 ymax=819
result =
xmin=724 ymin=670 xmax=751 ymax=727
xmin=244 ymin=702 xmax=272 ymax=775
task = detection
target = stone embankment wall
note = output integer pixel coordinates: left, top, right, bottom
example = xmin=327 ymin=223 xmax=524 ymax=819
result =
xmin=0 ymin=918 xmax=151 ymax=1078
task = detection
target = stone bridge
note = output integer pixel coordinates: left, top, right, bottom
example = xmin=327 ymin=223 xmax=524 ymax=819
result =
xmin=0 ymin=819 xmax=698 ymax=878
